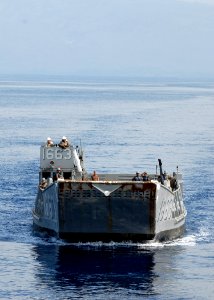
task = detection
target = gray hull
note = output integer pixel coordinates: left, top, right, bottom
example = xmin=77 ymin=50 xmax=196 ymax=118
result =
xmin=33 ymin=179 xmax=186 ymax=242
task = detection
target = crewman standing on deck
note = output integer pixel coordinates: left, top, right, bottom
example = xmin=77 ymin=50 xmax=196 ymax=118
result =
xmin=132 ymin=172 xmax=142 ymax=181
xmin=91 ymin=171 xmax=99 ymax=181
xmin=56 ymin=167 xmax=64 ymax=180
xmin=141 ymin=172 xmax=149 ymax=181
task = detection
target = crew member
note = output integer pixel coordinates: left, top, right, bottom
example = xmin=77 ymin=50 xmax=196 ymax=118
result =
xmin=56 ymin=168 xmax=64 ymax=180
xmin=132 ymin=172 xmax=142 ymax=181
xmin=39 ymin=178 xmax=47 ymax=189
xmin=141 ymin=172 xmax=149 ymax=181
xmin=46 ymin=137 xmax=54 ymax=147
xmin=58 ymin=136 xmax=70 ymax=149
xmin=91 ymin=171 xmax=99 ymax=181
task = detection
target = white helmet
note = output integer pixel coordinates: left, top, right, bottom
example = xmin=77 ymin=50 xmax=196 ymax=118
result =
xmin=62 ymin=136 xmax=67 ymax=140
xmin=47 ymin=137 xmax=51 ymax=141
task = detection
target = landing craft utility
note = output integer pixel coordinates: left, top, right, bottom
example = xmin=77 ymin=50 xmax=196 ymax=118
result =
xmin=32 ymin=137 xmax=187 ymax=242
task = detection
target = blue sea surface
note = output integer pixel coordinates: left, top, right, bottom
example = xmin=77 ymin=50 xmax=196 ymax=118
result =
xmin=0 ymin=77 xmax=213 ymax=299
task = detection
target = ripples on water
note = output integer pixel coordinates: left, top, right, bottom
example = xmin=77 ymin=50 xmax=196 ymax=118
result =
xmin=0 ymin=78 xmax=213 ymax=299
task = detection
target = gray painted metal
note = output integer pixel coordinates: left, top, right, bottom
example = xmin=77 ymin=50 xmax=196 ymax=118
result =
xmin=32 ymin=144 xmax=187 ymax=242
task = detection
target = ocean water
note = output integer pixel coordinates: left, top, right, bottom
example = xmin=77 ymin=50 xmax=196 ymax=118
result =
xmin=0 ymin=77 xmax=213 ymax=299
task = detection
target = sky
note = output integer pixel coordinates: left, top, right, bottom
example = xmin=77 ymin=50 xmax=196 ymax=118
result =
xmin=0 ymin=0 xmax=214 ymax=78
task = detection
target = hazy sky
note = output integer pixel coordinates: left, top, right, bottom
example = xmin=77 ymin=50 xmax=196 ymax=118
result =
xmin=0 ymin=0 xmax=214 ymax=78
